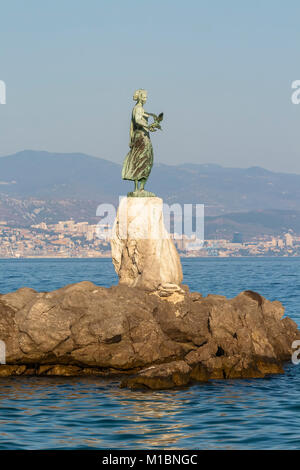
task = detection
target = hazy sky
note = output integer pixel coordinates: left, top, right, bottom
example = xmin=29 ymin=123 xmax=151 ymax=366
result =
xmin=1 ymin=0 xmax=300 ymax=172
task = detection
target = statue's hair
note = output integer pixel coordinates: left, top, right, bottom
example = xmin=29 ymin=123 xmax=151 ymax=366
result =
xmin=133 ymin=89 xmax=147 ymax=101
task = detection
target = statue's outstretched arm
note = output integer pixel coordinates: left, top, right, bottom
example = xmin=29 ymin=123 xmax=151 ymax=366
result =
xmin=144 ymin=112 xmax=158 ymax=120
xmin=143 ymin=111 xmax=163 ymax=132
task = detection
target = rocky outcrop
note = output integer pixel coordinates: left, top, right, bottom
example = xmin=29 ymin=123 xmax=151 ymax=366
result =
xmin=0 ymin=282 xmax=298 ymax=389
xmin=121 ymin=361 xmax=192 ymax=390
xmin=111 ymin=197 xmax=183 ymax=291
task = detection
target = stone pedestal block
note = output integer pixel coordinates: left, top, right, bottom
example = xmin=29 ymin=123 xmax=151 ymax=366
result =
xmin=111 ymin=197 xmax=183 ymax=291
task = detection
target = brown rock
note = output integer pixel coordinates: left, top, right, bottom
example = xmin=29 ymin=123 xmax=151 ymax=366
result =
xmin=1 ymin=287 xmax=38 ymax=311
xmin=0 ymin=365 xmax=26 ymax=377
xmin=0 ymin=284 xmax=298 ymax=389
xmin=121 ymin=361 xmax=191 ymax=390
xmin=185 ymin=341 xmax=218 ymax=365
xmin=38 ymin=365 xmax=83 ymax=376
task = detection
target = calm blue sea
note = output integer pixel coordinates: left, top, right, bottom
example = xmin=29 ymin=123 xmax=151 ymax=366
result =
xmin=0 ymin=258 xmax=300 ymax=450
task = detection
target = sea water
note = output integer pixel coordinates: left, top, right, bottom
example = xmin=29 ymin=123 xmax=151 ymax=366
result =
xmin=0 ymin=258 xmax=299 ymax=449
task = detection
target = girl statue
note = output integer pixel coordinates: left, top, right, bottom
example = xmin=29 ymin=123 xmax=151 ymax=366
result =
xmin=122 ymin=89 xmax=163 ymax=197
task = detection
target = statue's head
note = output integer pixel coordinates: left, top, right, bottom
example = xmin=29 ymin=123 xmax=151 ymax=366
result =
xmin=133 ymin=89 xmax=147 ymax=104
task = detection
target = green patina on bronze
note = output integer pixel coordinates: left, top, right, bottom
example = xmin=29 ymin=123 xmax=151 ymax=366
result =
xmin=122 ymin=89 xmax=163 ymax=197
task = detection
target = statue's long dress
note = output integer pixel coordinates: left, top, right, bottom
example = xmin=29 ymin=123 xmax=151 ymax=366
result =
xmin=122 ymin=129 xmax=154 ymax=181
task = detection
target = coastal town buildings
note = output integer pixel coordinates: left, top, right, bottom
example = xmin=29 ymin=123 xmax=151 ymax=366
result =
xmin=0 ymin=220 xmax=299 ymax=258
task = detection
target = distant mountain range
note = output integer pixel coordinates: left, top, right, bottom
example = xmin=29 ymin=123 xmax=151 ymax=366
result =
xmin=205 ymin=209 xmax=300 ymax=239
xmin=1 ymin=150 xmax=300 ymax=238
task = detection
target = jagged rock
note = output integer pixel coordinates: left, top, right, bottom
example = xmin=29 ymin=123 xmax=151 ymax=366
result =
xmin=157 ymin=283 xmax=185 ymax=297
xmin=111 ymin=197 xmax=183 ymax=291
xmin=0 ymin=283 xmax=298 ymax=390
xmin=0 ymin=365 xmax=27 ymax=377
xmin=121 ymin=361 xmax=192 ymax=390
xmin=0 ymin=282 xmax=188 ymax=369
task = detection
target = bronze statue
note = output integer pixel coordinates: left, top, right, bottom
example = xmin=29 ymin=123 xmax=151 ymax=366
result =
xmin=122 ymin=89 xmax=163 ymax=197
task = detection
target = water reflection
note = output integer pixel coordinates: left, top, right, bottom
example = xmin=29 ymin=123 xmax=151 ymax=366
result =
xmin=0 ymin=370 xmax=298 ymax=449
